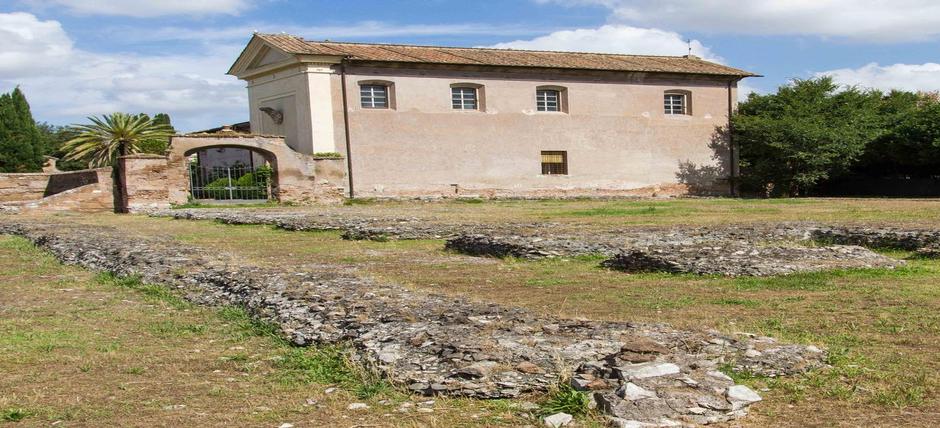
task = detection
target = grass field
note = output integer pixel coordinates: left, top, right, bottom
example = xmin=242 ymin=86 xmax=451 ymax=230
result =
xmin=0 ymin=236 xmax=538 ymax=427
xmin=5 ymin=198 xmax=940 ymax=426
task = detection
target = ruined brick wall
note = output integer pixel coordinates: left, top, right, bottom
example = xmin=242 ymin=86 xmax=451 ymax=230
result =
xmin=0 ymin=173 xmax=50 ymax=202
xmin=276 ymin=157 xmax=346 ymax=203
xmin=9 ymin=168 xmax=114 ymax=212
xmin=167 ymin=134 xmax=348 ymax=205
xmin=119 ymin=154 xmax=171 ymax=212
xmin=0 ymin=169 xmax=105 ymax=203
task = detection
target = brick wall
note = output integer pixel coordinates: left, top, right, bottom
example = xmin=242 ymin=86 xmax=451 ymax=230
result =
xmin=0 ymin=169 xmax=105 ymax=203
xmin=120 ymin=154 xmax=171 ymax=212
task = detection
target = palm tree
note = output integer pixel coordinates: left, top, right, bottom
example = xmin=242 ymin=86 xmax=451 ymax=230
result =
xmin=62 ymin=113 xmax=174 ymax=213
xmin=62 ymin=113 xmax=173 ymax=167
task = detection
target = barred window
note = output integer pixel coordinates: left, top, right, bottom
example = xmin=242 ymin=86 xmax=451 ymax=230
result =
xmin=360 ymin=84 xmax=388 ymax=109
xmin=452 ymin=87 xmax=478 ymax=110
xmin=537 ymin=89 xmax=560 ymax=112
xmin=664 ymin=93 xmax=687 ymax=115
xmin=541 ymin=151 xmax=568 ymax=175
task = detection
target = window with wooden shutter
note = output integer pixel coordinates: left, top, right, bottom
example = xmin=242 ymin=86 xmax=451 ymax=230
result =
xmin=541 ymin=151 xmax=568 ymax=175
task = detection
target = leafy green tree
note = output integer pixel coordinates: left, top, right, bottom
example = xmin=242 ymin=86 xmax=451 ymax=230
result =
xmin=61 ymin=113 xmax=174 ymax=167
xmin=0 ymin=87 xmax=44 ymax=172
xmin=36 ymin=122 xmax=87 ymax=171
xmin=135 ymin=113 xmax=175 ymax=155
xmin=734 ymin=77 xmax=884 ymax=196
xmin=852 ymin=91 xmax=940 ymax=178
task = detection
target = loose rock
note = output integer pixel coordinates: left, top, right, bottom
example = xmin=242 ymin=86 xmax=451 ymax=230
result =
xmin=543 ymin=412 xmax=573 ymax=428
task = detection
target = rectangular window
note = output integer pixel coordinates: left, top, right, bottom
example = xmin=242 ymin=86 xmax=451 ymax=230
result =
xmin=664 ymin=93 xmax=686 ymax=115
xmin=537 ymin=89 xmax=560 ymax=112
xmin=360 ymin=85 xmax=388 ymax=109
xmin=541 ymin=151 xmax=568 ymax=175
xmin=452 ymin=87 xmax=478 ymax=110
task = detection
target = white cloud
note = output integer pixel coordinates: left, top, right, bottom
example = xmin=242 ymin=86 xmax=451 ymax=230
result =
xmin=116 ymin=21 xmax=546 ymax=44
xmin=488 ymin=25 xmax=720 ymax=62
xmin=27 ymin=0 xmax=253 ymax=17
xmin=539 ymin=0 xmax=940 ymax=42
xmin=0 ymin=12 xmax=73 ymax=78
xmin=816 ymin=62 xmax=940 ymax=93
xmin=736 ymin=80 xmax=761 ymax=102
xmin=0 ymin=13 xmax=246 ymax=131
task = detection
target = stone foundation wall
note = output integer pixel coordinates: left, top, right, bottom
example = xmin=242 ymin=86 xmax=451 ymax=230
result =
xmin=1 ymin=220 xmax=826 ymax=426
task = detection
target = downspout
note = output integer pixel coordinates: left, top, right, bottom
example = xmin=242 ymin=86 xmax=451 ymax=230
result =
xmin=340 ymin=58 xmax=355 ymax=198
xmin=727 ymin=79 xmax=737 ymax=197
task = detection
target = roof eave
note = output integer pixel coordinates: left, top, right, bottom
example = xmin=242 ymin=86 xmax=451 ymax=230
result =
xmin=344 ymin=58 xmax=759 ymax=78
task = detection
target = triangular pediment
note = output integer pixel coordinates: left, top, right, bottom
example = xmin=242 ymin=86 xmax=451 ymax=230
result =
xmin=228 ymin=35 xmax=300 ymax=78
xmin=249 ymin=46 xmax=290 ymax=69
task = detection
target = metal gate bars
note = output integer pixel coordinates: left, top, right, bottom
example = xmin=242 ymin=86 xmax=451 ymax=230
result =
xmin=188 ymin=163 xmax=271 ymax=201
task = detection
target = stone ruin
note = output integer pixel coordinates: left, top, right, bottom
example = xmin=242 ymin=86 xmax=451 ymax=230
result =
xmin=152 ymin=209 xmax=936 ymax=277
xmin=445 ymin=229 xmax=906 ymax=277
xmin=1 ymin=220 xmax=828 ymax=427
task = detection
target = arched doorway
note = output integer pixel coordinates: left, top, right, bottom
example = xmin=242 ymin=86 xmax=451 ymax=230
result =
xmin=185 ymin=146 xmax=279 ymax=201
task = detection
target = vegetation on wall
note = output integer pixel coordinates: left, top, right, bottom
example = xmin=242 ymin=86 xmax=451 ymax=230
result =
xmin=734 ymin=77 xmax=940 ymax=197
xmin=0 ymin=87 xmax=44 ymax=173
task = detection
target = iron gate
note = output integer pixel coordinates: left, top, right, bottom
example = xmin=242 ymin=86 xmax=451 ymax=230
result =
xmin=188 ymin=163 xmax=271 ymax=201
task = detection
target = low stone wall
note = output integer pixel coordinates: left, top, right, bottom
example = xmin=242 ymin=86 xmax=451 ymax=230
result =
xmin=602 ymin=244 xmax=901 ymax=277
xmin=445 ymin=234 xmax=618 ymax=258
xmin=0 ymin=168 xmax=104 ymax=203
xmin=0 ymin=220 xmax=826 ymax=426
xmin=812 ymin=227 xmax=940 ymax=251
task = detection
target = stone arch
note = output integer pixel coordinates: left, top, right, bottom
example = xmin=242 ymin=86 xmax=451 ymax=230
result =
xmin=166 ymin=134 xmax=346 ymax=205
xmin=183 ymin=144 xmax=280 ymax=201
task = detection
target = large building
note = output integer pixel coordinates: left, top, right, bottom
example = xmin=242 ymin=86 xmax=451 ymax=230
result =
xmin=227 ymin=33 xmax=757 ymax=197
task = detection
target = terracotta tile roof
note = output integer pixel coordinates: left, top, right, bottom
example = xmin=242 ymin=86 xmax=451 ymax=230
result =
xmin=254 ymin=33 xmax=758 ymax=77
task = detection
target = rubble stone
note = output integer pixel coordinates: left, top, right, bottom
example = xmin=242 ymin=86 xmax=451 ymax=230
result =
xmin=602 ymin=243 xmax=900 ymax=277
xmin=543 ymin=412 xmax=573 ymax=428
xmin=616 ymin=362 xmax=681 ymax=380
xmin=0 ymin=220 xmax=828 ymax=426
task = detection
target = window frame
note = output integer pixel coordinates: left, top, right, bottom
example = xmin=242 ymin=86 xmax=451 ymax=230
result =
xmin=450 ymin=83 xmax=485 ymax=111
xmin=664 ymin=90 xmax=692 ymax=116
xmin=535 ymin=85 xmax=568 ymax=113
xmin=540 ymin=150 xmax=569 ymax=175
xmin=358 ymin=80 xmax=395 ymax=110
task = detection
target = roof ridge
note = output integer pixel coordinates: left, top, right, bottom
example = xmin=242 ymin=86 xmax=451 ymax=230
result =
xmin=296 ymin=37 xmax=698 ymax=61
xmin=248 ymin=33 xmax=758 ymax=77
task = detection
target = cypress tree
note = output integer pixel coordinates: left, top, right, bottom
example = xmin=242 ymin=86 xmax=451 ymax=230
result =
xmin=137 ymin=112 xmax=175 ymax=155
xmin=0 ymin=87 xmax=44 ymax=172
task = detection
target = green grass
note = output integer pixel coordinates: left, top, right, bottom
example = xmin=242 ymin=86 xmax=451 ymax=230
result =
xmin=344 ymin=197 xmax=379 ymax=206
xmin=171 ymin=201 xmax=281 ymax=209
xmin=312 ymin=152 xmax=344 ymax=158
xmin=95 ymin=273 xmax=192 ymax=309
xmin=0 ymin=235 xmax=538 ymax=426
xmin=553 ymin=203 xmax=697 ymax=218
xmin=2 ymin=408 xmax=30 ymax=422
xmin=539 ymin=383 xmax=591 ymax=417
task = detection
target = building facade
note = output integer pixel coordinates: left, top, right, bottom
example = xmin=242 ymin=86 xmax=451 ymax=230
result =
xmin=228 ymin=34 xmax=757 ymax=197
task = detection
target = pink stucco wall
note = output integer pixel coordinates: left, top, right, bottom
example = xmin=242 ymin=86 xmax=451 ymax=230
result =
xmin=334 ymin=65 xmax=737 ymax=197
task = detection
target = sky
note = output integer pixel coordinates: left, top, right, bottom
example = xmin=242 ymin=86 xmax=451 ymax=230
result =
xmin=2 ymin=0 xmax=939 ymax=132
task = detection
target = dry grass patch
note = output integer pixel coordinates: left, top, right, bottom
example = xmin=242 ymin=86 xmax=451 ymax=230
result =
xmin=0 ymin=236 xmax=544 ymax=427
xmin=12 ymin=197 xmax=940 ymax=426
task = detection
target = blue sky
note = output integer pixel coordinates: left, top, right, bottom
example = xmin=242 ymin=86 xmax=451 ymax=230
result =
xmin=2 ymin=0 xmax=939 ymax=131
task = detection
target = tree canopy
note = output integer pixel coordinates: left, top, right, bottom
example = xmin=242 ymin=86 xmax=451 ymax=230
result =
xmin=733 ymin=77 xmax=940 ymax=196
xmin=0 ymin=87 xmax=45 ymax=173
